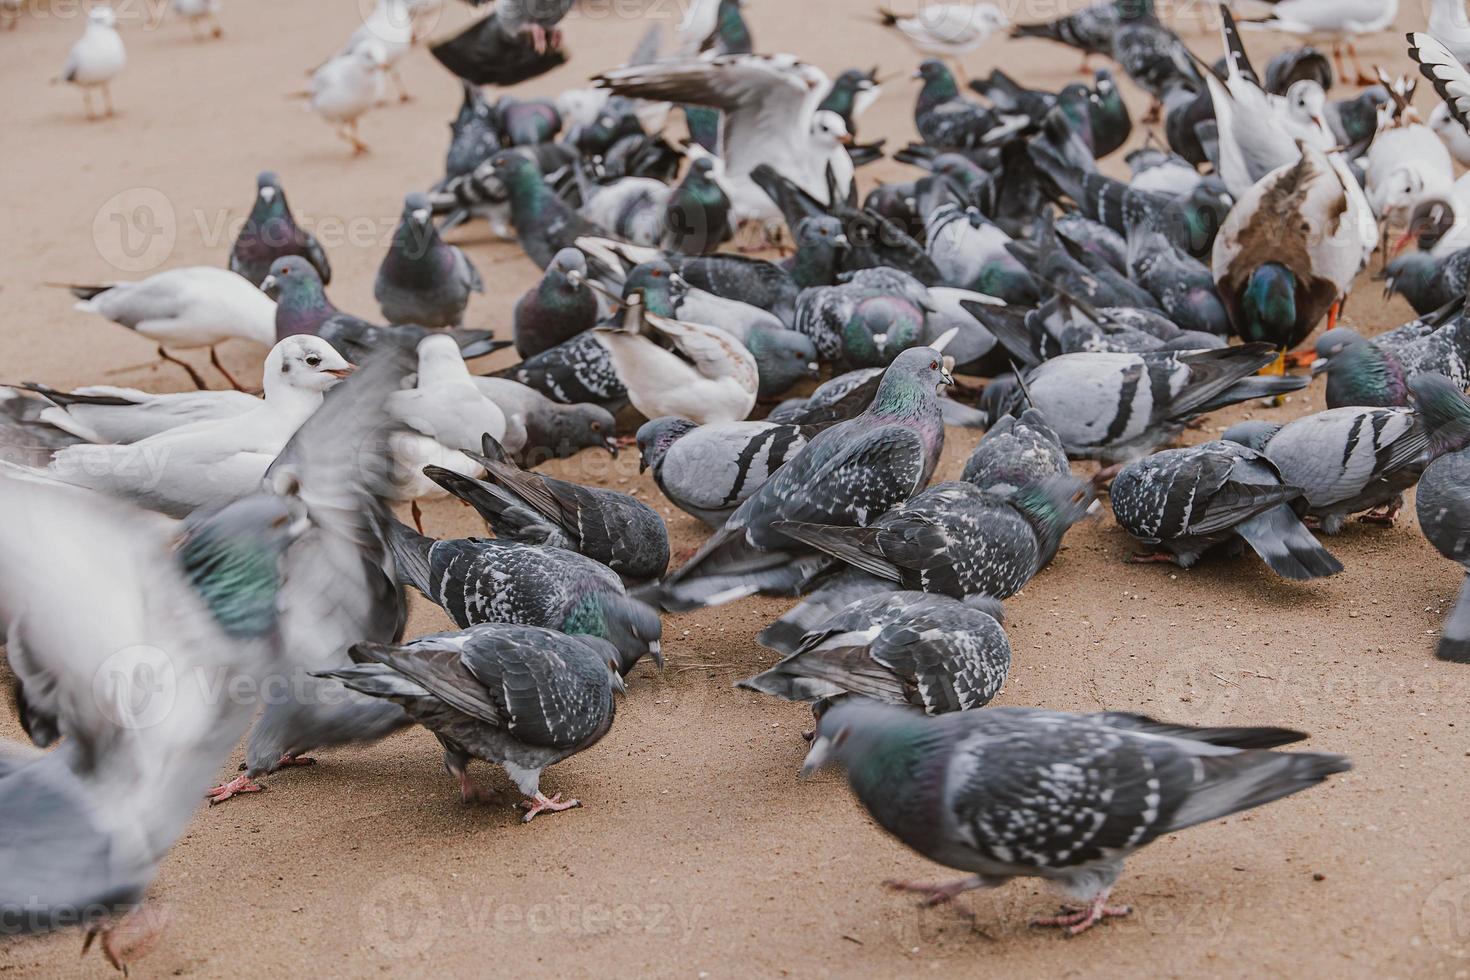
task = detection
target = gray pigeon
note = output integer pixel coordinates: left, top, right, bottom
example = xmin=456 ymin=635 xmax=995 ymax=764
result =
xmin=1223 ymin=375 xmax=1470 ymax=534
xmin=205 ymin=347 xmax=417 ymax=804
xmin=961 ymin=408 xmax=1070 ymax=495
xmin=513 ymin=247 xmax=599 ymax=359
xmin=317 ymin=623 xmax=620 ymax=821
xmin=1111 ymin=441 xmax=1343 ymax=579
xmin=802 ymin=701 xmax=1349 ymax=936
xmin=776 ymin=477 xmax=1093 ymax=601
xmin=1310 ymin=314 xmax=1470 ymax=410
xmin=426 ymin=434 xmax=670 ymax=581
xmin=471 ymin=376 xmax=618 ymax=464
xmin=495 ymin=330 xmax=627 ymax=411
xmin=375 ymin=192 xmax=484 ymax=327
xmin=636 ymin=415 xmax=814 ymax=528
xmin=0 ymin=477 xmax=302 ymax=967
xmin=648 ymin=347 xmax=952 ymax=611
xmin=1416 ymin=445 xmax=1470 ymax=662
xmin=983 ymin=343 xmax=1308 ymax=464
xmin=229 ymin=170 xmax=332 ymax=287
xmin=386 ymin=521 xmax=663 ymax=673
xmin=739 ymin=590 xmax=1010 ymax=717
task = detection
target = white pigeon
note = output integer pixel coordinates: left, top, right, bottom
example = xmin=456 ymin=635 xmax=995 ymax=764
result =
xmin=308 ymin=39 xmax=388 ymax=156
xmin=1430 ymin=102 xmax=1470 ymax=166
xmin=1429 ymin=0 xmax=1470 ymax=67
xmin=334 ymin=0 xmax=418 ymax=103
xmin=59 ymin=5 xmax=125 ymax=120
xmin=33 ymin=336 xmax=353 ymax=517
xmin=593 ymin=54 xmax=852 ymax=222
xmin=158 ymin=0 xmax=223 ymax=40
xmin=64 ymin=266 xmax=276 ymax=389
xmin=0 ymin=477 xmax=302 ymax=971
xmin=878 ymin=3 xmax=1009 ymax=61
xmin=594 ymin=292 xmax=758 ymax=425
xmin=1236 ymin=0 xmax=1398 ymax=85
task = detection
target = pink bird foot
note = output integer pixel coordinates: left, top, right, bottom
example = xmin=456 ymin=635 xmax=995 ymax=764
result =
xmin=207 ymin=774 xmax=264 ymax=805
xmin=83 ymin=904 xmax=170 ymax=973
xmin=1358 ymin=504 xmax=1401 ymax=526
xmin=1030 ymin=895 xmax=1132 ymax=936
xmin=1129 ymin=551 xmax=1177 ymax=565
xmin=519 ymin=791 xmax=581 ymax=823
xmin=526 ymin=23 xmax=548 ymax=53
xmin=883 ymin=874 xmax=984 ymax=908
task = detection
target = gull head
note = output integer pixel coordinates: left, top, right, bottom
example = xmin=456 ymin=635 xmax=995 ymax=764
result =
xmin=266 ymin=335 xmax=355 ymax=395
xmin=811 ymin=110 xmax=853 ymax=148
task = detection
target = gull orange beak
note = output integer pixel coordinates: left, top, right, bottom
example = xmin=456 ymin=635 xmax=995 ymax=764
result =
xmin=326 ymin=364 xmax=357 ymax=379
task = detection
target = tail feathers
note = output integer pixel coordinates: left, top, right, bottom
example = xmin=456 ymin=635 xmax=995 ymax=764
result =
xmin=641 ymin=550 xmax=832 ymax=613
xmin=771 ymin=521 xmax=902 ymax=583
xmin=877 ymin=7 xmax=899 ymax=26
xmin=56 ymin=283 xmax=111 ymax=302
xmin=311 ymin=662 xmax=431 ymax=701
xmin=1026 ymin=135 xmax=1086 ymax=206
xmin=385 ymin=518 xmax=436 ymax=597
xmin=735 ymin=668 xmax=842 ymax=702
xmin=1192 ymin=374 xmax=1309 ymax=414
xmin=1098 ymin=712 xmax=1309 ymax=749
xmin=1436 ymin=574 xmax=1470 ymax=663
xmin=1165 ymin=749 xmax=1351 ymax=835
xmin=1236 ymin=503 xmax=1343 ymax=580
xmin=756 ymin=570 xmax=889 ymax=654
xmin=1010 ymin=21 xmax=1061 ymax=41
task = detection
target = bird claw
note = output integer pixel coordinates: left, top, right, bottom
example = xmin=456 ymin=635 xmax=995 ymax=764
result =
xmin=518 ymin=791 xmax=581 ymax=822
xmin=83 ymin=904 xmax=170 ymax=973
xmin=882 ymin=876 xmax=980 ymax=907
xmin=206 ymin=774 xmax=263 ymax=804
xmin=1030 ymin=900 xmax=1131 ymax=936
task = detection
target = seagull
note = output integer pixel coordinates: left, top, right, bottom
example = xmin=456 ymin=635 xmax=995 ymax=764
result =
xmin=307 ymin=40 xmax=388 ymax=156
xmin=878 ymin=3 xmax=1008 ymax=82
xmin=57 ymin=266 xmax=276 ymax=390
xmin=154 ymin=0 xmax=224 ymax=40
xmin=1236 ymin=0 xmax=1398 ymax=86
xmin=58 ymin=5 xmax=125 ymax=120
xmin=332 ymin=0 xmax=419 ymax=103
xmin=593 ymin=54 xmax=854 ymax=223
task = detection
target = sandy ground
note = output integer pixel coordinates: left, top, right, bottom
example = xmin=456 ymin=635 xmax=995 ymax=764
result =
xmin=2 ymin=0 xmax=1470 ymax=976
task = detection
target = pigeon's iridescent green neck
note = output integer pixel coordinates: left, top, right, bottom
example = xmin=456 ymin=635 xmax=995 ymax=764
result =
xmin=715 ymin=0 xmax=752 ymax=53
xmin=560 ymin=592 xmax=609 ymax=639
xmin=177 ymin=523 xmax=286 ymax=639
xmin=873 ymin=369 xmax=936 ymax=416
xmin=918 ymin=69 xmax=959 ymax=111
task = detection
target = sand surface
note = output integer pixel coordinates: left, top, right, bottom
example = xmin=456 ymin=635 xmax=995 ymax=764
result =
xmin=3 ymin=0 xmax=1470 ymax=976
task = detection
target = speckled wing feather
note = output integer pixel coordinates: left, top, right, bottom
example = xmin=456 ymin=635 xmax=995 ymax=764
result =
xmin=460 ymin=629 xmax=613 ymax=748
xmin=500 ymin=331 xmax=627 ymax=407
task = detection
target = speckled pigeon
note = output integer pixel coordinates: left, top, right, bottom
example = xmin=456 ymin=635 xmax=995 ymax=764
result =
xmin=1111 ymin=441 xmax=1342 ymax=579
xmin=647 ymin=346 xmax=952 ymax=611
xmin=961 ymin=408 xmax=1070 ymax=496
xmin=471 ymin=376 xmax=617 ymax=465
xmin=491 ymin=151 xmax=610 ymax=269
xmin=229 ymin=170 xmax=331 ymax=287
xmin=637 ymin=416 xmax=814 ymax=529
xmin=441 ymin=80 xmax=501 ymax=185
xmin=1223 ymin=374 xmax=1470 ymax=533
xmin=426 ymin=434 xmax=669 ymax=581
xmin=263 ymin=257 xmax=503 ymax=361
xmin=983 ymin=343 xmax=1307 ymax=463
xmin=493 ymin=329 xmax=627 ymax=411
xmin=1416 ymin=445 xmax=1470 ymax=661
xmin=513 ymin=248 xmax=599 ymax=359
xmin=1311 ymin=312 xmax=1470 ymax=409
xmin=317 ymin=624 xmax=620 ymax=820
xmin=374 ymin=193 xmax=484 ymax=328
xmin=802 ymin=701 xmax=1349 ymax=936
xmin=777 ymin=476 xmax=1092 ymax=601
xmin=740 ymin=590 xmax=1010 ymax=718
xmin=386 ymin=520 xmax=663 ymax=673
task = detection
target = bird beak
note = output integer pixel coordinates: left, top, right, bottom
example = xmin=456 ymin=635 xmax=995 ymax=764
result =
xmin=260 ymin=274 xmax=279 ymax=295
xmin=646 ymin=640 xmax=664 ymax=669
xmin=799 ymin=735 xmax=833 ymax=778
xmin=611 ymin=671 xmax=627 ymax=697
xmin=326 ymin=364 xmax=357 ymax=379
xmin=566 ymin=269 xmax=584 ymax=288
xmin=1310 ymin=357 xmax=1329 ymax=375
xmin=411 ymin=208 xmax=431 ymax=224
xmin=260 ymin=187 xmax=277 ymax=202
xmin=604 ymin=436 xmax=619 ymax=457
xmin=837 ymin=133 xmax=853 ymax=146
xmin=833 ymin=233 xmax=851 ymax=250
xmin=910 ymin=68 xmax=923 ymax=80
xmin=940 ymin=362 xmax=955 ymax=386
xmin=805 ymin=361 xmax=820 ymax=378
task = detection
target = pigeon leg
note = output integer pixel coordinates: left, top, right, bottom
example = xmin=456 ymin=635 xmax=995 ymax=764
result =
xmin=389 ymin=66 xmax=412 ymax=103
xmin=1090 ymin=462 xmax=1124 ymax=488
xmin=157 ymin=346 xmax=211 ymax=390
xmin=883 ymin=874 xmax=987 ymax=907
xmin=1030 ymin=892 xmax=1131 ymax=935
xmin=548 ymin=27 xmax=563 ymax=49
xmin=84 ymin=904 xmax=170 ymax=973
xmin=519 ymin=791 xmax=581 ymax=822
xmin=1358 ymin=498 xmax=1403 ymax=526
xmin=1129 ymin=551 xmax=1177 ymax=565
xmin=206 ymin=773 xmax=264 ymax=804
xmin=208 ymin=346 xmax=248 ymax=391
xmin=456 ymin=771 xmax=504 ymax=803
xmin=526 ymin=22 xmax=548 ymax=54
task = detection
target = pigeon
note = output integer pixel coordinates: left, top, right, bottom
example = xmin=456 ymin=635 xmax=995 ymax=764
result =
xmin=263 ymin=256 xmax=503 ymax=362
xmin=818 ymin=67 xmax=883 ymax=140
xmin=739 ymin=590 xmax=1010 ymax=717
xmin=1126 ymin=227 xmax=1230 ymax=337
xmin=1384 ymin=248 xmax=1470 ymax=315
xmin=1415 ymin=442 xmax=1470 ymax=661
xmin=925 ymin=203 xmax=1041 ymax=306
xmin=662 ymin=157 xmax=735 ymax=254
xmin=878 ymin=4 xmax=1009 ymax=63
xmin=776 ymin=477 xmax=1093 ymax=601
xmin=229 ymin=171 xmax=331 ymax=287
xmin=593 ymin=54 xmax=853 ymax=221
xmin=203 ymin=347 xmax=419 ymax=803
xmin=27 ymin=336 xmax=352 ymax=518
xmin=426 ymin=434 xmax=670 ymax=581
xmin=1010 ymin=0 xmax=1120 ymax=73
xmin=59 ymin=5 xmax=124 ymax=120
xmin=593 ymin=292 xmax=759 ymax=425
xmin=59 ymin=267 xmax=276 ymax=390
xmin=911 ymin=60 xmax=1006 ymax=150
xmin=1111 ymin=441 xmax=1343 ymax=579
xmin=960 ymin=408 xmax=1070 ymax=496
xmin=471 ymin=376 xmax=617 ymax=464
xmin=650 ymin=346 xmax=952 ymax=611
xmin=489 ymin=151 xmax=610 ymax=269
xmin=1310 ymin=315 xmax=1470 ymax=409
xmin=801 ymin=701 xmax=1349 ymax=936
xmin=316 ymin=624 xmax=621 ymax=820
xmin=494 ymin=330 xmax=627 ymax=411
xmin=981 ymin=344 xmax=1308 ymax=464
xmin=514 ymin=249 xmax=599 ymax=359
xmin=0 ymin=478 xmax=301 ymax=969
xmin=1110 ymin=0 xmax=1198 ymax=121
xmin=307 ymin=40 xmax=387 ymax=156
xmin=375 ymin=193 xmax=484 ymax=328
xmin=386 ymin=522 xmax=663 ymax=671
xmin=441 ymin=80 xmax=502 ymax=185
xmin=430 ymin=4 xmax=568 ymax=87
xmin=637 ymin=415 xmax=815 ymax=528
xmin=1224 ymin=374 xmax=1470 ymax=533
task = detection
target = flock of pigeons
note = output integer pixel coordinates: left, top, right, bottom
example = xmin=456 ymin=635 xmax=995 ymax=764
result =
xmin=13 ymin=0 xmax=1470 ymax=968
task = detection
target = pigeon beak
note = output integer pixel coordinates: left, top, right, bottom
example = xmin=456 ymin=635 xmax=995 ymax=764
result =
xmin=872 ymin=332 xmax=888 ymax=353
xmin=411 ymin=208 xmax=431 ymax=224
xmin=646 ymin=640 xmax=664 ymax=669
xmin=799 ymin=735 xmax=833 ymax=778
xmin=326 ymin=364 xmax=357 ymax=379
xmin=940 ymin=363 xmax=955 ymax=386
xmin=833 ymin=233 xmax=851 ymax=251
xmin=805 ymin=361 xmax=820 ymax=378
xmin=260 ymin=274 xmax=279 ymax=296
xmin=604 ymin=436 xmax=620 ymax=457
xmin=566 ymin=269 xmax=584 ymax=288
xmin=611 ymin=671 xmax=628 ymax=697
xmin=638 ymin=455 xmax=648 ymax=474
xmin=1310 ymin=357 xmax=1329 ymax=375
xmin=260 ymin=186 xmax=277 ymax=202
xmin=910 ymin=68 xmax=923 ymax=80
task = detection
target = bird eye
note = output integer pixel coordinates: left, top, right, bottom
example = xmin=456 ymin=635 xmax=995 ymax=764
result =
xmin=930 ymin=360 xmax=939 ymax=370
xmin=591 ymin=422 xmax=601 ymax=432
xmin=306 ymin=356 xmax=321 ymax=367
